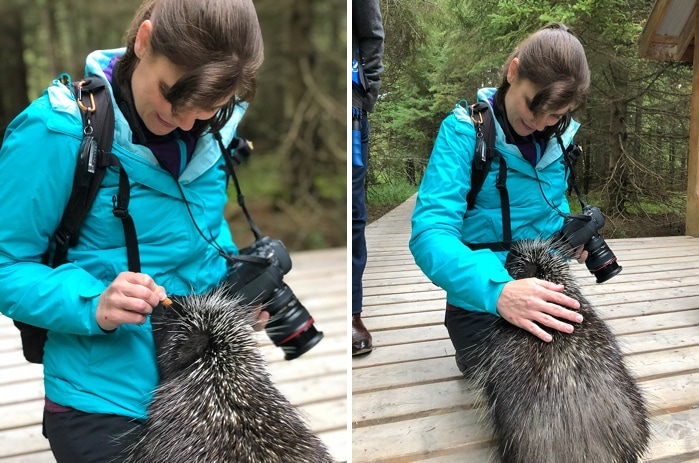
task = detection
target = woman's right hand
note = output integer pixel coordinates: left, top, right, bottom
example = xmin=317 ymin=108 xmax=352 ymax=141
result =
xmin=496 ymin=278 xmax=583 ymax=342
xmin=95 ymin=272 xmax=167 ymax=331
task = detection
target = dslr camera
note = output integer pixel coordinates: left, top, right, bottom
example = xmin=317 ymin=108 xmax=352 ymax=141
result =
xmin=225 ymin=236 xmax=324 ymax=360
xmin=556 ymin=205 xmax=622 ymax=283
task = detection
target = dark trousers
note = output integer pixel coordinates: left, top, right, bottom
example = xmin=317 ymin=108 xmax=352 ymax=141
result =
xmin=444 ymin=303 xmax=499 ymax=370
xmin=44 ymin=408 xmax=143 ymax=463
xmin=352 ymin=111 xmax=370 ymax=315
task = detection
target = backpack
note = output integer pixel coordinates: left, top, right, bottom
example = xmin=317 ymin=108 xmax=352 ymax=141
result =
xmin=13 ymin=75 xmax=140 ymax=364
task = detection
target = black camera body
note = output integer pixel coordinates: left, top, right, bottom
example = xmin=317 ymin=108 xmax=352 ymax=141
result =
xmin=557 ymin=205 xmax=622 ymax=283
xmin=225 ymin=236 xmax=323 ymax=360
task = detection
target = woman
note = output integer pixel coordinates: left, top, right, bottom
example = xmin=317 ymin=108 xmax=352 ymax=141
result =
xmin=0 ymin=0 xmax=264 ymax=460
xmin=410 ymin=24 xmax=590 ymax=374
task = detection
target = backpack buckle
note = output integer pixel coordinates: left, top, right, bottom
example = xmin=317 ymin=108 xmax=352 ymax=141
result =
xmin=112 ymin=196 xmax=128 ymax=218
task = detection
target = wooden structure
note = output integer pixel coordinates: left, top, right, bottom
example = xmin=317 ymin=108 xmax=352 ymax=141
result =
xmin=0 ymin=248 xmax=348 ymax=462
xmin=352 ymin=195 xmax=699 ymax=462
xmin=640 ymin=0 xmax=699 ymax=235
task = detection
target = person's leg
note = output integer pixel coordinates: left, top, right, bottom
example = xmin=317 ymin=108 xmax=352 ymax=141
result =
xmin=44 ymin=408 xmax=143 ymax=463
xmin=352 ymin=111 xmax=372 ymax=355
xmin=444 ymin=303 xmax=499 ymax=376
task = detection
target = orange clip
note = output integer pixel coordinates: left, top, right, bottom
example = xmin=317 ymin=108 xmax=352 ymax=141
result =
xmin=76 ymin=80 xmax=96 ymax=113
xmin=470 ymin=105 xmax=483 ymax=125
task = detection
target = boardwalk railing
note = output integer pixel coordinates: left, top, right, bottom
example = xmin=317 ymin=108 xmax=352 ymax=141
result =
xmin=0 ymin=248 xmax=348 ymax=463
xmin=353 ymin=195 xmax=699 ymax=462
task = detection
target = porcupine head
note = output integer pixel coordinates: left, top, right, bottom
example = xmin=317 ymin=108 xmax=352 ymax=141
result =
xmin=123 ymin=287 xmax=335 ymax=463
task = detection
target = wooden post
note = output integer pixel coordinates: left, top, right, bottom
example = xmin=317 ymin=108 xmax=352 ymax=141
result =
xmin=687 ymin=4 xmax=699 ymax=236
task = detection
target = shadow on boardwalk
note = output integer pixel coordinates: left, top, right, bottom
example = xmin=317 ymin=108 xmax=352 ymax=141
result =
xmin=353 ymin=194 xmax=699 ymax=462
xmin=0 ymin=248 xmax=348 ymax=463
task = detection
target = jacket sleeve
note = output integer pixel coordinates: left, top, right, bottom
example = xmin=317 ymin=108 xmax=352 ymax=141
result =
xmin=409 ymin=108 xmax=513 ymax=315
xmin=352 ymin=0 xmax=385 ymax=112
xmin=0 ymin=89 xmax=108 ymax=336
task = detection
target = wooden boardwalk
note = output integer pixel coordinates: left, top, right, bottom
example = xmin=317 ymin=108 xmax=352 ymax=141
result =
xmin=353 ymin=195 xmax=699 ymax=462
xmin=0 ymin=248 xmax=348 ymax=462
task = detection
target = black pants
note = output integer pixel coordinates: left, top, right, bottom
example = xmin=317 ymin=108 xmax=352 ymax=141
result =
xmin=444 ymin=303 xmax=499 ymax=371
xmin=44 ymin=408 xmax=143 ymax=463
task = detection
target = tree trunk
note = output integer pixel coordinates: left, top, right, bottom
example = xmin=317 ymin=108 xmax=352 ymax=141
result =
xmin=606 ymin=61 xmax=630 ymax=216
xmin=0 ymin=4 xmax=28 ymax=142
xmin=283 ymin=0 xmax=315 ymax=204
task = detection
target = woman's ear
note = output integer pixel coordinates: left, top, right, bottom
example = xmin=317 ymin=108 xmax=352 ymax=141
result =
xmin=134 ymin=20 xmax=153 ymax=59
xmin=507 ymin=57 xmax=520 ymax=84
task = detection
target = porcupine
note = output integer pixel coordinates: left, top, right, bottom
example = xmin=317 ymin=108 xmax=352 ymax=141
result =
xmin=121 ymin=286 xmax=334 ymax=463
xmin=470 ymin=238 xmax=649 ymax=463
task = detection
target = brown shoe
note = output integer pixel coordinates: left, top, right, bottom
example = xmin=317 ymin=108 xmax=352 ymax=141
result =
xmin=352 ymin=313 xmax=373 ymax=356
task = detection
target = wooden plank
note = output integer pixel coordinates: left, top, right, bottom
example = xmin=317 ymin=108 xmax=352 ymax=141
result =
xmin=644 ymin=408 xmax=699 ymax=460
xmin=0 ymin=425 xmax=49 ymax=458
xmin=0 ymin=452 xmax=56 ymax=463
xmin=0 ymin=400 xmax=43 ymax=431
xmin=352 ymin=409 xmax=491 ymax=463
xmin=0 ymin=381 xmax=45 ymax=407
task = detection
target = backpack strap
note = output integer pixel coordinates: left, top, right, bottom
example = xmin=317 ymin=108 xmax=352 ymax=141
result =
xmin=51 ymin=77 xmax=140 ymax=273
xmin=463 ymin=101 xmax=511 ymax=252
xmin=18 ymin=76 xmax=141 ymax=364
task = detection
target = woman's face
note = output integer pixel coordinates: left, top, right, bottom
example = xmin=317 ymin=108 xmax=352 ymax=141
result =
xmin=504 ymin=58 xmax=573 ymax=137
xmin=131 ymin=20 xmax=225 ymax=136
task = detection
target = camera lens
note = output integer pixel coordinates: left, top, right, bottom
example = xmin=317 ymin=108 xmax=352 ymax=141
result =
xmin=264 ymin=285 xmax=324 ymax=360
xmin=584 ymin=235 xmax=622 ymax=283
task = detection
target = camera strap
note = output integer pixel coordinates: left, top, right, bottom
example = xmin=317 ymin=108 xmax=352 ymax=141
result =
xmin=214 ymin=132 xmax=264 ymax=242
xmin=556 ymin=133 xmax=588 ymax=211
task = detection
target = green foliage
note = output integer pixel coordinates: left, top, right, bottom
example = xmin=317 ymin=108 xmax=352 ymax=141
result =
xmin=0 ymin=0 xmax=345 ymax=251
xmin=366 ymin=177 xmax=418 ymax=208
xmin=371 ymin=0 xmax=691 ymax=236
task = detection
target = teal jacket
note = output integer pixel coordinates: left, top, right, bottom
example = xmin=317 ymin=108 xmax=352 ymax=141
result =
xmin=410 ymin=88 xmax=579 ymax=315
xmin=0 ymin=49 xmax=243 ymax=419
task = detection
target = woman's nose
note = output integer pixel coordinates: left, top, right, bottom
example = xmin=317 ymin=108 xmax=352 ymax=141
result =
xmin=532 ymin=114 xmax=559 ymax=132
xmin=176 ymin=109 xmax=217 ymax=131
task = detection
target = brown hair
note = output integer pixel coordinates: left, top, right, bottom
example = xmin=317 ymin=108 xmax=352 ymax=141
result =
xmin=116 ymin=0 xmax=264 ymax=135
xmin=495 ymin=23 xmax=590 ymax=137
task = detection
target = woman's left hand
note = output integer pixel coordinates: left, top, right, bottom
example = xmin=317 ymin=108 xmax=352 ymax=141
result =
xmin=252 ymin=306 xmax=270 ymax=331
xmin=574 ymin=245 xmax=588 ymax=264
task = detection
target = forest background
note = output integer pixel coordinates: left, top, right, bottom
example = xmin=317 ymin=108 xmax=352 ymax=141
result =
xmin=0 ymin=0 xmax=346 ymax=251
xmin=370 ymin=0 xmax=691 ymax=238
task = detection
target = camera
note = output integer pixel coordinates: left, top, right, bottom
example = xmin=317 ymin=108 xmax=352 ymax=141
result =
xmin=556 ymin=205 xmax=622 ymax=283
xmin=225 ymin=236 xmax=324 ymax=360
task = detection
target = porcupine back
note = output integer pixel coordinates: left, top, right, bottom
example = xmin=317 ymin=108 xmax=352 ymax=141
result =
xmin=122 ymin=287 xmax=334 ymax=463
xmin=471 ymin=239 xmax=649 ymax=463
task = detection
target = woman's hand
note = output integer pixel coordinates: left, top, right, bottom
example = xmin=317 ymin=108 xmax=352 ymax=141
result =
xmin=95 ymin=272 xmax=166 ymax=331
xmin=573 ymin=245 xmax=588 ymax=264
xmin=252 ymin=305 xmax=270 ymax=332
xmin=496 ymin=278 xmax=583 ymax=342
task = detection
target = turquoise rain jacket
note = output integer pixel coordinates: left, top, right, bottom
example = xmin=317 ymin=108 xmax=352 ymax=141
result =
xmin=410 ymin=88 xmax=579 ymax=315
xmin=0 ymin=49 xmax=243 ymax=419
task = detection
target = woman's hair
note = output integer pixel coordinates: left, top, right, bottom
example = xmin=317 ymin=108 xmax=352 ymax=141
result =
xmin=495 ymin=23 xmax=590 ymax=137
xmin=116 ymin=0 xmax=264 ymax=135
